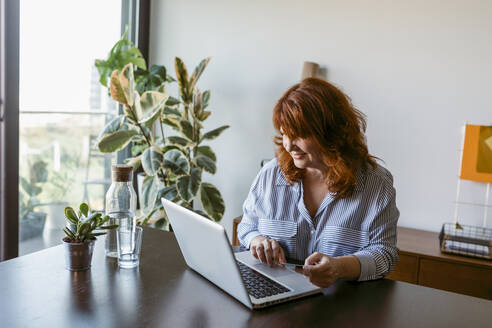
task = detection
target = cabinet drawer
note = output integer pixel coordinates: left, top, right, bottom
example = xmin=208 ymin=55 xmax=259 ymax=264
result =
xmin=419 ymin=258 xmax=492 ymax=300
xmin=386 ymin=253 xmax=418 ymax=284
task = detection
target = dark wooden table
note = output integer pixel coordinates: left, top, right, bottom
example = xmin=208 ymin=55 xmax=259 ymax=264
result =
xmin=0 ymin=228 xmax=490 ymax=328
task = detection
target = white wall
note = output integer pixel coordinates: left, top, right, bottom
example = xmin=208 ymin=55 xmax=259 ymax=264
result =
xmin=149 ymin=0 xmax=492 ymax=236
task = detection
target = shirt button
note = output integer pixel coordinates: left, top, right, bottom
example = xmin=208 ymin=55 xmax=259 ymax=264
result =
xmin=310 ymin=230 xmax=314 ymax=235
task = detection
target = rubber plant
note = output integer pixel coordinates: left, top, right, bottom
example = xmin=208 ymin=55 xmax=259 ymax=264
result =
xmin=95 ymin=33 xmax=229 ymax=223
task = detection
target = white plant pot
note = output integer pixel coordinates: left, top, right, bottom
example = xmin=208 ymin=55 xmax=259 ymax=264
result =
xmin=45 ymin=202 xmax=69 ymax=229
xmin=43 ymin=202 xmax=69 ymax=239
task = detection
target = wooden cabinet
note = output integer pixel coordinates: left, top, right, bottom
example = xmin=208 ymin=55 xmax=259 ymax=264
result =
xmin=386 ymin=227 xmax=492 ymax=300
xmin=233 ymin=218 xmax=492 ymax=300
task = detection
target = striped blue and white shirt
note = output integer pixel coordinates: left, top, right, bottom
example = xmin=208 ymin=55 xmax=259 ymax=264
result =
xmin=238 ymin=158 xmax=399 ymax=281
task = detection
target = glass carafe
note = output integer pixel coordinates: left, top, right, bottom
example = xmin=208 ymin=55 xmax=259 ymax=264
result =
xmin=105 ymin=164 xmax=137 ymax=258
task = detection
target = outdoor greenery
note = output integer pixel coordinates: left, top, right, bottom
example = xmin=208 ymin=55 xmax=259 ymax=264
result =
xmin=95 ymin=31 xmax=228 ymax=223
xmin=19 ymin=160 xmax=48 ymax=220
xmin=63 ymin=203 xmax=117 ymax=243
xmin=20 ymin=114 xmax=110 ymax=211
xmin=46 ymin=151 xmax=80 ymax=203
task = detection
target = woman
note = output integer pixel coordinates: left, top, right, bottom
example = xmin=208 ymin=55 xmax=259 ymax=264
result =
xmin=237 ymin=78 xmax=399 ymax=288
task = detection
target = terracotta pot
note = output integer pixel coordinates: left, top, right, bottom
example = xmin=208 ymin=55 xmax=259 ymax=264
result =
xmin=63 ymin=239 xmax=95 ymax=271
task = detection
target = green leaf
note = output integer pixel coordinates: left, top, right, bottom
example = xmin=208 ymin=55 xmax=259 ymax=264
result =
xmin=132 ymin=91 xmax=142 ymax=120
xmin=192 ymin=89 xmax=203 ymax=117
xmin=166 ymin=96 xmax=180 ymax=107
xmin=19 ymin=177 xmax=32 ymax=196
xmin=141 ymin=146 xmax=163 ymax=176
xmin=99 ymin=224 xmax=119 ymax=230
xmin=139 ymin=90 xmax=168 ymax=125
xmin=119 ymin=63 xmax=135 ymax=106
xmin=198 ymin=182 xmax=225 ymax=221
xmin=141 ymin=175 xmax=160 ymax=215
xmin=189 ymin=57 xmax=210 ymax=91
xmin=177 ymin=168 xmax=202 ymax=202
xmin=125 ymin=156 xmax=142 ymax=170
xmin=193 ymin=209 xmax=210 ymax=219
xmin=168 ymin=136 xmax=194 ymax=147
xmin=156 ymin=82 xmax=166 ymax=94
xmin=197 ymin=146 xmax=217 ymax=162
xmin=178 ymin=119 xmax=194 ymax=141
xmin=193 ymin=155 xmax=216 ymax=174
xmin=143 ymin=107 xmax=162 ymax=129
xmin=201 ymin=125 xmax=229 ymax=142
xmin=197 ymin=111 xmax=211 ymax=121
xmin=164 ymin=149 xmax=190 ymax=175
xmin=79 ymin=203 xmax=89 ymax=217
xmin=162 ymin=117 xmax=180 ymax=129
xmin=135 ymin=64 xmax=168 ymax=93
xmin=85 ymin=212 xmax=100 ymax=225
xmin=202 ymin=90 xmax=211 ymax=109
xmin=110 ymin=70 xmax=128 ymax=105
xmin=63 ymin=227 xmax=76 ymax=240
xmin=131 ymin=143 xmax=146 ymax=156
xmin=161 ymin=144 xmax=186 ymax=156
xmin=163 ymin=106 xmax=181 ymax=117
xmin=65 ymin=207 xmax=79 ymax=225
xmin=89 ymin=232 xmax=107 ymax=238
xmin=77 ymin=222 xmax=91 ymax=236
xmin=94 ymin=59 xmax=111 ymax=87
xmin=98 ymin=130 xmax=138 ymax=153
xmin=123 ymin=105 xmax=138 ymax=123
xmin=157 ymin=184 xmax=178 ymax=202
xmin=30 ymin=185 xmax=42 ymax=196
xmin=175 ymin=57 xmax=190 ymax=102
xmin=140 ymin=208 xmax=158 ymax=226
xmin=31 ymin=161 xmax=48 ymax=183
xmin=97 ymin=115 xmax=126 ymax=140
xmin=94 ymin=26 xmax=147 ymax=90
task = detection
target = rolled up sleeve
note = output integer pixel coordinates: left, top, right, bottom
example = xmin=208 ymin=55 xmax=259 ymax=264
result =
xmin=353 ymin=183 xmax=399 ymax=281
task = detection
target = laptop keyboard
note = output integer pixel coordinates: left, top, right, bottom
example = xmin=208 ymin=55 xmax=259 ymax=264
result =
xmin=237 ymin=261 xmax=291 ymax=299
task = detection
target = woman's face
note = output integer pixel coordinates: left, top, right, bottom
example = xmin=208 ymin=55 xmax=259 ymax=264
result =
xmin=281 ymin=129 xmax=324 ymax=170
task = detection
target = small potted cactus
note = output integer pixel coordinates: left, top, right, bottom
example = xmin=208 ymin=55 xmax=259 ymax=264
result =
xmin=62 ymin=203 xmax=117 ymax=271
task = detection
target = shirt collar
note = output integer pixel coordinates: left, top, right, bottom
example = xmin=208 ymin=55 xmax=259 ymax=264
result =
xmin=275 ymin=170 xmax=290 ymax=186
xmin=275 ymin=169 xmax=301 ymax=191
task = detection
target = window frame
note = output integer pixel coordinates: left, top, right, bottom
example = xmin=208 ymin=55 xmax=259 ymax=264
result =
xmin=0 ymin=0 xmax=150 ymax=261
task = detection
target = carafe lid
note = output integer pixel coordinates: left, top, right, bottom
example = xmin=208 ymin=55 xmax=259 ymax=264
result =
xmin=111 ymin=164 xmax=133 ymax=182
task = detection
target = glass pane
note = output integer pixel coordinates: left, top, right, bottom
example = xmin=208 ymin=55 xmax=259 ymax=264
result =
xmin=19 ymin=0 xmax=122 ymax=255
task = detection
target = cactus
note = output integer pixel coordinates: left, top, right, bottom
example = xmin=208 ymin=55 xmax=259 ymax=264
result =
xmin=63 ymin=203 xmax=118 ymax=243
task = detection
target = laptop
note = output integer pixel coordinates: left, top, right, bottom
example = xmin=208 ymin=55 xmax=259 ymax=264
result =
xmin=161 ymin=198 xmax=322 ymax=309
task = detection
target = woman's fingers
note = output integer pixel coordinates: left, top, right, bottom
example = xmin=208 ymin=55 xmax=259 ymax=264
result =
xmin=262 ymin=239 xmax=273 ymax=265
xmin=304 ymin=252 xmax=324 ymax=266
xmin=250 ymin=245 xmax=259 ymax=259
xmin=250 ymin=237 xmax=286 ymax=266
xmin=271 ymin=240 xmax=285 ymax=264
xmin=256 ymin=244 xmax=267 ymax=264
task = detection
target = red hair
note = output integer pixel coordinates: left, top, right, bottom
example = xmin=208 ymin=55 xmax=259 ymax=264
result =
xmin=273 ymin=78 xmax=377 ymax=198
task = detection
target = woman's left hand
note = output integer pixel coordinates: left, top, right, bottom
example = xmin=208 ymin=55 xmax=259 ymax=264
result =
xmin=294 ymin=252 xmax=341 ymax=288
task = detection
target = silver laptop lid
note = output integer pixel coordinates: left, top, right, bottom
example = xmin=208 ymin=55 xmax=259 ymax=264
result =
xmin=161 ymin=198 xmax=253 ymax=309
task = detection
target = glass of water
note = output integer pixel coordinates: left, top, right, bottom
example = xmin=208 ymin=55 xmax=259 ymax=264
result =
xmin=116 ymin=226 xmax=143 ymax=269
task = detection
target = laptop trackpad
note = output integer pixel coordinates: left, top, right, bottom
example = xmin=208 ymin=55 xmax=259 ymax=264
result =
xmin=235 ymin=252 xmax=296 ymax=278
xmin=251 ymin=263 xmax=294 ymax=278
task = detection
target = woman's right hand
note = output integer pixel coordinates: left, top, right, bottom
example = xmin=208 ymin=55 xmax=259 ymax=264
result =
xmin=250 ymin=236 xmax=286 ymax=266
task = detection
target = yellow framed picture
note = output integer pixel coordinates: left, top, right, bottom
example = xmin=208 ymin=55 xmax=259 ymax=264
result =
xmin=460 ymin=124 xmax=492 ymax=183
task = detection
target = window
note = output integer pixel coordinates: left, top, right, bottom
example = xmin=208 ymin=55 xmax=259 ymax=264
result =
xmin=18 ymin=0 xmax=122 ymax=255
